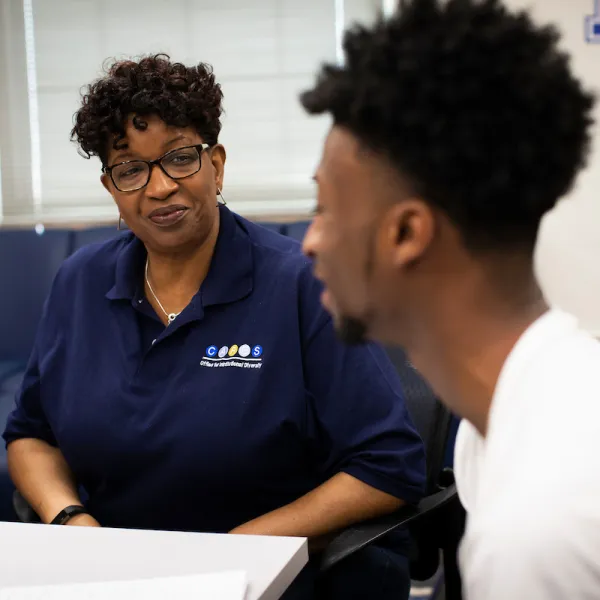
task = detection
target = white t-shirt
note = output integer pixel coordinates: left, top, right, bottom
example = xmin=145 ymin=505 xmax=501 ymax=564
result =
xmin=454 ymin=309 xmax=600 ymax=599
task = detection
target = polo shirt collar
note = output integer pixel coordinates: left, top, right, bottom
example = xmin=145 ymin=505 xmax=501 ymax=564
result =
xmin=201 ymin=205 xmax=253 ymax=307
xmin=105 ymin=205 xmax=253 ymax=308
xmin=105 ymin=234 xmax=144 ymax=301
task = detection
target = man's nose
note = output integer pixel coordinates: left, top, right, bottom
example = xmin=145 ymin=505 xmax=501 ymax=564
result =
xmin=301 ymin=221 xmax=317 ymax=259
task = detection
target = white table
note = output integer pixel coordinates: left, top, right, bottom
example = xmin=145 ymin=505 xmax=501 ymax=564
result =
xmin=0 ymin=522 xmax=308 ymax=600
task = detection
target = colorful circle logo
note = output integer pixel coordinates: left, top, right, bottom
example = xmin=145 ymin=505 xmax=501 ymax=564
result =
xmin=228 ymin=345 xmax=239 ymax=357
xmin=206 ymin=345 xmax=218 ymax=358
xmin=252 ymin=345 xmax=263 ymax=358
xmin=239 ymin=344 xmax=251 ymax=357
xmin=218 ymin=346 xmax=229 ymax=358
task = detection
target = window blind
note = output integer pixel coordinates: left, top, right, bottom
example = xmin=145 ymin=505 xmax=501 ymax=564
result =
xmin=0 ymin=0 xmax=381 ymax=224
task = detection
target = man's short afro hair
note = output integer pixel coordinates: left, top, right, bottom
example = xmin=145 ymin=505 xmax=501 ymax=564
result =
xmin=72 ymin=54 xmax=223 ymax=166
xmin=301 ymin=0 xmax=595 ymax=252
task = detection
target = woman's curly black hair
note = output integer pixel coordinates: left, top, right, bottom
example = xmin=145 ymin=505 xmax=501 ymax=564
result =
xmin=72 ymin=54 xmax=223 ymax=166
xmin=301 ymin=0 xmax=596 ymax=251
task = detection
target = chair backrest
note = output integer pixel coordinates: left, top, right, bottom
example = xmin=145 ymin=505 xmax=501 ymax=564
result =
xmin=286 ymin=221 xmax=311 ymax=242
xmin=384 ymin=345 xmax=453 ymax=495
xmin=0 ymin=229 xmax=72 ymax=363
xmin=71 ymin=226 xmax=121 ymax=253
xmin=255 ymin=222 xmax=287 ymax=236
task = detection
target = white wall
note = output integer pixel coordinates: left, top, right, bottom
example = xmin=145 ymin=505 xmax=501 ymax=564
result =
xmin=510 ymin=0 xmax=600 ymax=334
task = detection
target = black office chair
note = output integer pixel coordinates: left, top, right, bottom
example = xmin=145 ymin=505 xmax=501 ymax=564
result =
xmin=319 ymin=346 xmax=465 ymax=600
xmin=13 ymin=488 xmax=40 ymax=524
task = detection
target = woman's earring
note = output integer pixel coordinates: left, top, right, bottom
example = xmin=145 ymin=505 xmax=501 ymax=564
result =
xmin=216 ymin=187 xmax=227 ymax=206
xmin=117 ymin=214 xmax=123 ymax=230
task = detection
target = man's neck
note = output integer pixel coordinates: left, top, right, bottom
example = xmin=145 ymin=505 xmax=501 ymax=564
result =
xmin=405 ymin=283 xmax=548 ymax=437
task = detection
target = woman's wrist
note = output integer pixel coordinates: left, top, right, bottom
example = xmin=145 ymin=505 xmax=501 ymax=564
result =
xmin=50 ymin=504 xmax=88 ymax=525
xmin=37 ymin=493 xmax=84 ymax=524
xmin=65 ymin=513 xmax=101 ymax=527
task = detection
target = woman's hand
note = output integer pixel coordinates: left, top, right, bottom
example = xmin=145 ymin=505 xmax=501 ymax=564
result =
xmin=66 ymin=513 xmax=101 ymax=527
xmin=230 ymin=520 xmax=335 ymax=554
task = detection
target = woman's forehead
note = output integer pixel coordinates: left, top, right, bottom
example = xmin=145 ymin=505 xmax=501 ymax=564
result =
xmin=107 ymin=117 xmax=201 ymax=162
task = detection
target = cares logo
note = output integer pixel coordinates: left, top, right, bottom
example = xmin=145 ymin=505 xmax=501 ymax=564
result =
xmin=201 ymin=344 xmax=263 ymax=369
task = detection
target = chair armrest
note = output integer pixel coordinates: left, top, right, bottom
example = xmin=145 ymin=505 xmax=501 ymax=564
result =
xmin=12 ymin=490 xmax=42 ymax=523
xmin=319 ymin=483 xmax=457 ymax=572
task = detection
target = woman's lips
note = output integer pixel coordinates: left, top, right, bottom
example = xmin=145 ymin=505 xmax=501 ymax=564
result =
xmin=148 ymin=206 xmax=189 ymax=226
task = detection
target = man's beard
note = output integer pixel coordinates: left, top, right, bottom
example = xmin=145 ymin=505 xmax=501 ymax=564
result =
xmin=335 ymin=315 xmax=368 ymax=346
xmin=332 ymin=226 xmax=376 ymax=347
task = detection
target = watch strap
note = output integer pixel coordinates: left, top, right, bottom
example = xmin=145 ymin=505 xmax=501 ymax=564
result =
xmin=50 ymin=505 xmax=88 ymax=525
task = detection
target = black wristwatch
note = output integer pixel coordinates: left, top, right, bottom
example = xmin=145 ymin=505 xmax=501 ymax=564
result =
xmin=50 ymin=505 xmax=88 ymax=525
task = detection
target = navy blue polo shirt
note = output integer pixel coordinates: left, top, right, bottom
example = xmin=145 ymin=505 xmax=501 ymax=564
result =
xmin=3 ymin=206 xmax=425 ymax=533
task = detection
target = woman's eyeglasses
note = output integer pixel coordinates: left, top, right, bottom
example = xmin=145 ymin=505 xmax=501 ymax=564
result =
xmin=103 ymin=143 xmax=210 ymax=192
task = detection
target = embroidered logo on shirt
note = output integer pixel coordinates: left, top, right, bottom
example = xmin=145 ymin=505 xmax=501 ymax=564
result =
xmin=201 ymin=344 xmax=263 ymax=369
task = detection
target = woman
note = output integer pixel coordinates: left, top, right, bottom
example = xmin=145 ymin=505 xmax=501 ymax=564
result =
xmin=2 ymin=56 xmax=425 ymax=599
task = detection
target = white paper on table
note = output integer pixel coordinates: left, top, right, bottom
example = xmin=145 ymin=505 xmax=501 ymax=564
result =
xmin=0 ymin=570 xmax=247 ymax=600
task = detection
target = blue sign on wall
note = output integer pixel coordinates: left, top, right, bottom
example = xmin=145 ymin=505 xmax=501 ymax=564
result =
xmin=585 ymin=0 xmax=600 ymax=43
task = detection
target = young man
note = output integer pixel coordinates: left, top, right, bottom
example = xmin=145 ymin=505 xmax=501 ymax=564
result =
xmin=300 ymin=0 xmax=600 ymax=598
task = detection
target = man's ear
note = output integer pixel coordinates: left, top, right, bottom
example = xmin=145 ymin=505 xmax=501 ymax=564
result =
xmin=384 ymin=199 xmax=435 ymax=268
xmin=210 ymin=144 xmax=226 ymax=190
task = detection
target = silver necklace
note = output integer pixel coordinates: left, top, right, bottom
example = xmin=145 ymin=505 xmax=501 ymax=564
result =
xmin=144 ymin=260 xmax=181 ymax=325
